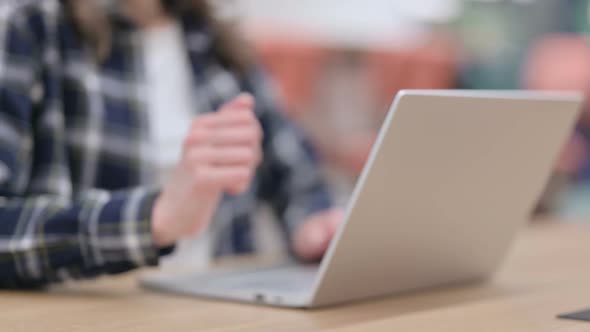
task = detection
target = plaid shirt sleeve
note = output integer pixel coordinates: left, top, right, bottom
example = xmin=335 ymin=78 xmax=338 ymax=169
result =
xmin=247 ymin=70 xmax=334 ymax=241
xmin=0 ymin=2 xmax=167 ymax=288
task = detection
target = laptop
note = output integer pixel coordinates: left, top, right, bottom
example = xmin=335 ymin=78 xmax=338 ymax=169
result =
xmin=141 ymin=90 xmax=582 ymax=308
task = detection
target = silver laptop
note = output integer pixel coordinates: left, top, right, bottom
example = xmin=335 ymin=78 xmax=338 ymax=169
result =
xmin=141 ymin=90 xmax=582 ymax=308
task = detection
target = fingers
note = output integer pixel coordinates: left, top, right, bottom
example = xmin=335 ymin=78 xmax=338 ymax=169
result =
xmin=187 ymin=126 xmax=262 ymax=147
xmin=190 ymin=111 xmax=257 ymax=130
xmin=186 ymin=108 xmax=263 ymax=148
xmin=190 ymin=93 xmax=256 ymax=131
xmin=185 ymin=146 xmax=261 ymax=167
xmin=190 ymin=166 xmax=251 ymax=193
xmin=197 ymin=92 xmax=256 ymax=122
xmin=183 ymin=147 xmax=256 ymax=194
xmin=293 ymin=218 xmax=332 ymax=262
xmin=293 ymin=209 xmax=345 ymax=261
xmin=324 ymin=210 xmax=345 ymax=235
xmin=181 ymin=94 xmax=262 ymax=196
xmin=219 ymin=93 xmax=255 ymax=113
xmin=210 ymin=127 xmax=263 ymax=146
xmin=225 ymin=177 xmax=253 ymax=195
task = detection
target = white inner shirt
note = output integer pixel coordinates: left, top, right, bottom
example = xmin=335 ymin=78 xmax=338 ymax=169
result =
xmin=142 ymin=22 xmax=211 ymax=270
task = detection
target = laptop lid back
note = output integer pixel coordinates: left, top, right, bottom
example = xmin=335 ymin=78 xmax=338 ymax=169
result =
xmin=310 ymin=90 xmax=581 ymax=307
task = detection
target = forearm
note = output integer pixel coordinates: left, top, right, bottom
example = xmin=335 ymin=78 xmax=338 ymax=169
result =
xmin=0 ymin=187 xmax=171 ymax=289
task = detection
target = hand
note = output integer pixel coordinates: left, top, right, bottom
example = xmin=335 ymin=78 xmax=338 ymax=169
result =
xmin=292 ymin=208 xmax=345 ymax=261
xmin=151 ymin=93 xmax=263 ymax=247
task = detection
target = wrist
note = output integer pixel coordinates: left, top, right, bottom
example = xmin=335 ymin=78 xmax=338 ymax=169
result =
xmin=151 ymin=197 xmax=176 ymax=248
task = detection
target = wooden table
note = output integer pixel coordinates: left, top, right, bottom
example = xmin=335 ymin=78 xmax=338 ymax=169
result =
xmin=2 ymin=221 xmax=590 ymax=331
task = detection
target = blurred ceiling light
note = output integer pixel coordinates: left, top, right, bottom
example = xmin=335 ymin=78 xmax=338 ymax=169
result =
xmin=397 ymin=0 xmax=462 ymax=24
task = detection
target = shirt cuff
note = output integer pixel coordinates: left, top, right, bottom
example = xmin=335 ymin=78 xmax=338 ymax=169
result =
xmin=91 ymin=187 xmax=172 ymax=269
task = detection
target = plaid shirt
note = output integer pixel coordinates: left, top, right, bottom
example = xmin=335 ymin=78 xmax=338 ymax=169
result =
xmin=0 ymin=1 xmax=331 ymax=288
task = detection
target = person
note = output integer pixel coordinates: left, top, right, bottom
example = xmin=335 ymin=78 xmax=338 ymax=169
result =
xmin=0 ymin=0 xmax=342 ymax=288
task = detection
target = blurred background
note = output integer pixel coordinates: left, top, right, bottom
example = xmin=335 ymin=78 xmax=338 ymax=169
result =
xmin=3 ymin=0 xmax=590 ymax=259
xmin=221 ymin=0 xmax=590 ymax=223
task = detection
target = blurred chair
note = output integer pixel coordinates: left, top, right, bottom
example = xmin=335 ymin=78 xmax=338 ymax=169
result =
xmin=252 ymin=36 xmax=329 ymax=118
xmin=366 ymin=33 xmax=458 ymax=112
